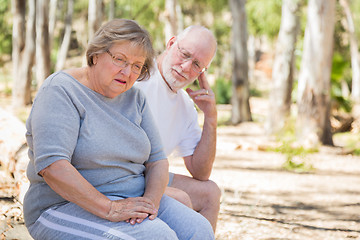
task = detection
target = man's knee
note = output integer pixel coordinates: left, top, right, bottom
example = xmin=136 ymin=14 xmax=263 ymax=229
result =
xmin=171 ymin=175 xmax=221 ymax=208
xmin=203 ymin=180 xmax=221 ymax=208
xmin=165 ymin=186 xmax=193 ymax=208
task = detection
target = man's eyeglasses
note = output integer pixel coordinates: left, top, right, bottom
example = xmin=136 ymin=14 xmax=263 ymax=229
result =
xmin=106 ymin=50 xmax=146 ymax=75
xmin=176 ymin=43 xmax=207 ymax=74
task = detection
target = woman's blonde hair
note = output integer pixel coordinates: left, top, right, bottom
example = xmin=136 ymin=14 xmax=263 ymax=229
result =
xmin=86 ymin=19 xmax=154 ymax=81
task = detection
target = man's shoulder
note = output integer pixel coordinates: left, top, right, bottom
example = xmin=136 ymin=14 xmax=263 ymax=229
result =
xmin=134 ymin=70 xmax=161 ymax=91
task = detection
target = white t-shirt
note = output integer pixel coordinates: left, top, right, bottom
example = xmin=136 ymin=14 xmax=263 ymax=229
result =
xmin=134 ymin=64 xmax=202 ymax=158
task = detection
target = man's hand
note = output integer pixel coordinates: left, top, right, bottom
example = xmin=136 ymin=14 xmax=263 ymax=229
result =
xmin=186 ymin=73 xmax=217 ymax=122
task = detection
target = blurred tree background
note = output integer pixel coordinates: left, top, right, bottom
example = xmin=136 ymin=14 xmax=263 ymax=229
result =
xmin=1 ymin=0 xmax=360 ymax=151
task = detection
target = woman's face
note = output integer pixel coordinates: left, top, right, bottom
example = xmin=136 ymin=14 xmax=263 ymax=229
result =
xmin=91 ymin=41 xmax=146 ymax=98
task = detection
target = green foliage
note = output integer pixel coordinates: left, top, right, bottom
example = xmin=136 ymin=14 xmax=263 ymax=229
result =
xmin=250 ymin=87 xmax=263 ymax=97
xmin=266 ymin=118 xmax=317 ymax=173
xmin=352 ymin=0 xmax=360 ymax=42
xmin=74 ymin=0 xmax=89 ymax=14
xmin=212 ymin=77 xmax=232 ymax=104
xmin=334 ymin=132 xmax=360 ymax=156
xmin=212 ymin=20 xmax=231 ymax=73
xmin=112 ymin=0 xmax=165 ymax=51
xmin=282 ymin=158 xmax=315 ymax=173
xmin=0 ymin=0 xmax=12 ymax=58
xmin=272 ymin=142 xmax=318 ymax=160
xmin=246 ymin=0 xmax=282 ymax=39
xmin=181 ymin=0 xmax=228 ymax=17
xmin=0 ymin=69 xmax=11 ymax=95
xmin=331 ymin=52 xmax=352 ymax=113
xmin=269 ymin=141 xmax=317 ymax=173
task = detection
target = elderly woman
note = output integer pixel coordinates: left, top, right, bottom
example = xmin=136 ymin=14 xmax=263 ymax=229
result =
xmin=23 ymin=19 xmax=214 ymax=240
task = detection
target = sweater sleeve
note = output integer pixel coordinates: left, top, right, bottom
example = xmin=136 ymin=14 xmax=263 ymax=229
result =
xmin=28 ymin=80 xmax=81 ymax=174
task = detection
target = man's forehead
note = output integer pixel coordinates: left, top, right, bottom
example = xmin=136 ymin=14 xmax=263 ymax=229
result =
xmin=180 ymin=36 xmax=215 ymax=61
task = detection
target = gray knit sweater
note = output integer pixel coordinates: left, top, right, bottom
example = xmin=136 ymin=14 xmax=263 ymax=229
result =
xmin=23 ymin=71 xmax=166 ymax=227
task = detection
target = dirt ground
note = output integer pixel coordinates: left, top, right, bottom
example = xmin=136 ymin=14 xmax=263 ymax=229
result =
xmin=1 ymin=100 xmax=360 ymax=240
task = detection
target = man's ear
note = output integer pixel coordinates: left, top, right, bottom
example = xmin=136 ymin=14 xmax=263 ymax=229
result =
xmin=166 ymin=36 xmax=177 ymax=50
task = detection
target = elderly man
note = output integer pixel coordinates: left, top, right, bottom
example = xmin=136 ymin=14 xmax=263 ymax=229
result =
xmin=135 ymin=25 xmax=220 ymax=231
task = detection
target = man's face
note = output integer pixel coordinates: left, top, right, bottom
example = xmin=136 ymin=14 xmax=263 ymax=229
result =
xmin=161 ymin=32 xmax=216 ymax=92
xmin=161 ymin=46 xmax=192 ymax=92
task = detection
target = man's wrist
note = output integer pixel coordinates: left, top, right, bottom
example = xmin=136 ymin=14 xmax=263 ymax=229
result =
xmin=204 ymin=115 xmax=217 ymax=128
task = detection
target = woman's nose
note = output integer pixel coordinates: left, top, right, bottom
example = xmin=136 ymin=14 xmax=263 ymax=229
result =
xmin=120 ymin=64 xmax=132 ymax=76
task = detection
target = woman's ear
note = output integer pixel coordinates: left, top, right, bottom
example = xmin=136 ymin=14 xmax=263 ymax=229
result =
xmin=93 ymin=55 xmax=98 ymax=65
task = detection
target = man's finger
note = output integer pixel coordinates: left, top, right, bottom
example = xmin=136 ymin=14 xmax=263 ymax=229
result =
xmin=198 ymin=72 xmax=210 ymax=89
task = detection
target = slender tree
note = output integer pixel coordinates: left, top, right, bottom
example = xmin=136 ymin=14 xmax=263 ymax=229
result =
xmin=229 ymin=0 xmax=251 ymax=124
xmin=164 ymin=0 xmax=178 ymax=42
xmin=49 ymin=0 xmax=58 ymax=45
xmin=296 ymin=0 xmax=335 ymax=146
xmin=11 ymin=0 xmax=36 ymax=109
xmin=109 ymin=0 xmax=115 ymax=20
xmin=56 ymin=0 xmax=74 ymax=71
xmin=88 ymin=0 xmax=103 ymax=41
xmin=339 ymin=0 xmax=360 ymax=103
xmin=266 ymin=0 xmax=302 ymax=134
xmin=11 ymin=0 xmax=25 ymax=81
xmin=36 ymin=0 xmax=51 ymax=88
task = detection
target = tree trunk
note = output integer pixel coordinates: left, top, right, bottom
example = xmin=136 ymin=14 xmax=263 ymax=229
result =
xmin=49 ymin=0 xmax=58 ymax=45
xmin=176 ymin=2 xmax=183 ymax=34
xmin=339 ymin=0 xmax=360 ymax=103
xmin=229 ymin=0 xmax=251 ymax=124
xmin=11 ymin=0 xmax=36 ymax=110
xmin=88 ymin=0 xmax=103 ymax=42
xmin=36 ymin=0 xmax=51 ymax=88
xmin=11 ymin=0 xmax=25 ymax=82
xmin=164 ymin=0 xmax=178 ymax=42
xmin=109 ymin=0 xmax=115 ymax=20
xmin=296 ymin=0 xmax=335 ymax=146
xmin=56 ymin=0 xmax=74 ymax=71
xmin=266 ymin=0 xmax=302 ymax=134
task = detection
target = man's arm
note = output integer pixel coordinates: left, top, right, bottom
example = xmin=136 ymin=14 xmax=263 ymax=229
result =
xmin=185 ymin=73 xmax=217 ymax=181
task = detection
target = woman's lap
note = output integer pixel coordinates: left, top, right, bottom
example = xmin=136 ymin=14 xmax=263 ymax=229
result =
xmin=28 ymin=195 xmax=214 ymax=240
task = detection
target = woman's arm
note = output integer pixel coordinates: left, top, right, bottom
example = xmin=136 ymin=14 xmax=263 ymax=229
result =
xmin=127 ymin=159 xmax=169 ymax=225
xmin=144 ymin=159 xmax=169 ymax=211
xmin=40 ymin=159 xmax=157 ymax=222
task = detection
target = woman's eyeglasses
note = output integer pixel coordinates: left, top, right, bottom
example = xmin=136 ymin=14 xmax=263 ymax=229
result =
xmin=106 ymin=50 xmax=146 ymax=75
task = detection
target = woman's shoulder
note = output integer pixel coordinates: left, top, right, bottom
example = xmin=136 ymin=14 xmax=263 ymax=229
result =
xmin=42 ymin=70 xmax=76 ymax=87
xmin=34 ymin=70 xmax=88 ymax=104
xmin=126 ymin=86 xmax=146 ymax=102
xmin=40 ymin=69 xmax=89 ymax=92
